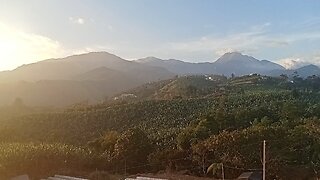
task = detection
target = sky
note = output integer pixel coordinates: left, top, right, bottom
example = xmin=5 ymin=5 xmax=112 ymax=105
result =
xmin=0 ymin=0 xmax=320 ymax=70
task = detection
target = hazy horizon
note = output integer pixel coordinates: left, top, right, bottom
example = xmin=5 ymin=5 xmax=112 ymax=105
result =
xmin=1 ymin=0 xmax=320 ymax=70
xmin=0 ymin=51 xmax=299 ymax=71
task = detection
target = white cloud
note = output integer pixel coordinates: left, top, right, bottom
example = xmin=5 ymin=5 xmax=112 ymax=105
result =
xmin=77 ymin=18 xmax=85 ymax=24
xmin=263 ymin=39 xmax=289 ymax=47
xmin=0 ymin=22 xmax=66 ymax=70
xmin=69 ymin=17 xmax=85 ymax=25
xmin=71 ymin=45 xmax=116 ymax=56
xmin=278 ymin=58 xmax=311 ymax=69
xmin=165 ymin=23 xmax=320 ymax=61
xmin=167 ymin=25 xmax=267 ymax=58
xmin=214 ymin=48 xmax=238 ymax=56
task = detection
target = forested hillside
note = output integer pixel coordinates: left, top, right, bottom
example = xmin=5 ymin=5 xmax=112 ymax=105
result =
xmin=1 ymin=75 xmax=320 ymax=179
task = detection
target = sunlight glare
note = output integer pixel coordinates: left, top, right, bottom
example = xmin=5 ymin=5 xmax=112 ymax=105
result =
xmin=0 ymin=22 xmax=63 ymax=71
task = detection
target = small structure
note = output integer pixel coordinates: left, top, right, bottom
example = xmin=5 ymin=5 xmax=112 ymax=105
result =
xmin=237 ymin=171 xmax=262 ymax=180
xmin=113 ymin=93 xmax=137 ymax=101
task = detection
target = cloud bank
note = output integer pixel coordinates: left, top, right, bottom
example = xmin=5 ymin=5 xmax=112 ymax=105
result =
xmin=69 ymin=17 xmax=85 ymax=25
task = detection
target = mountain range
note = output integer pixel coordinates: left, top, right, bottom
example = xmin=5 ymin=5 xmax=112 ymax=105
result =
xmin=0 ymin=51 xmax=319 ymax=107
xmin=137 ymin=52 xmax=285 ymax=76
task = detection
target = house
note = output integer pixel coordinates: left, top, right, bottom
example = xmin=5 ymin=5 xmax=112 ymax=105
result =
xmin=113 ymin=93 xmax=137 ymax=100
xmin=237 ymin=171 xmax=262 ymax=180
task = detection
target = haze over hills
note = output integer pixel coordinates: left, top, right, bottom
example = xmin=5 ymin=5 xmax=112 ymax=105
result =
xmin=0 ymin=52 xmax=175 ymax=106
xmin=0 ymin=52 xmax=173 ymax=82
xmin=0 ymin=51 xmax=319 ymax=107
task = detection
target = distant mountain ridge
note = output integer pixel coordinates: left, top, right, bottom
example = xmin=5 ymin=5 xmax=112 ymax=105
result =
xmin=136 ymin=57 xmax=216 ymax=75
xmin=0 ymin=51 xmax=318 ymax=107
xmin=137 ymin=52 xmax=286 ymax=76
xmin=265 ymin=64 xmax=320 ymax=78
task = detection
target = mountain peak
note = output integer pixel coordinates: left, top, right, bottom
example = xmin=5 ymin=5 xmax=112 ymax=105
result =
xmin=215 ymin=52 xmax=256 ymax=64
xmin=137 ymin=56 xmax=163 ymax=63
xmin=213 ymin=52 xmax=285 ymax=75
xmin=65 ymin=51 xmax=121 ymax=60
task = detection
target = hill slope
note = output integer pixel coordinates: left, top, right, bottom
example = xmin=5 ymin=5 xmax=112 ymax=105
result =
xmin=1 ymin=75 xmax=320 ymax=179
xmin=1 ymin=74 xmax=320 ymax=145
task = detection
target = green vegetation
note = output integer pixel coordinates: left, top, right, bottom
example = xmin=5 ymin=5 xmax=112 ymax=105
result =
xmin=0 ymin=143 xmax=103 ymax=179
xmin=1 ymin=75 xmax=320 ymax=179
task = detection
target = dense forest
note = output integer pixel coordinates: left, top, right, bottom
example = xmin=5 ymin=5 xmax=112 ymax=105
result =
xmin=1 ymin=74 xmax=320 ymax=179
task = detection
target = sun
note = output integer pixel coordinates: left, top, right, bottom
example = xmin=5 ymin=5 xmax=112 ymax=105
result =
xmin=0 ymin=22 xmax=63 ymax=71
xmin=0 ymin=30 xmax=23 ymax=70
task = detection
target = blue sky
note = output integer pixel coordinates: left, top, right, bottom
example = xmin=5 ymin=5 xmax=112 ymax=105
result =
xmin=0 ymin=0 xmax=320 ymax=70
